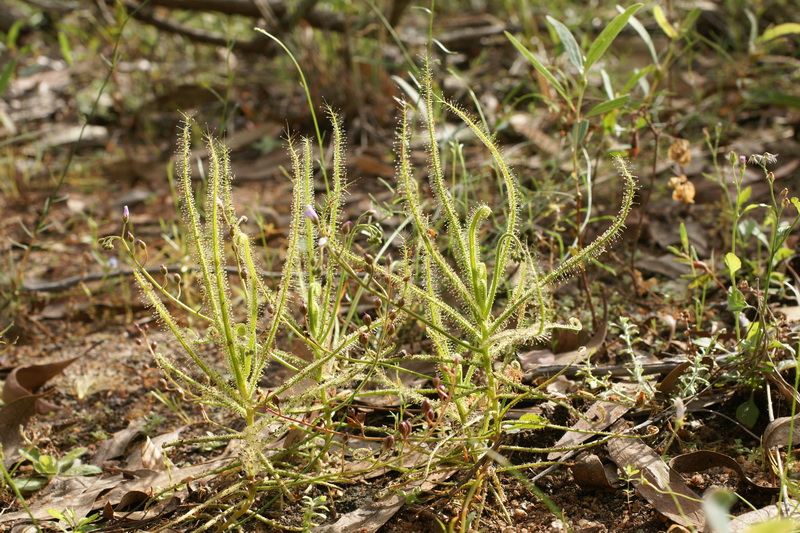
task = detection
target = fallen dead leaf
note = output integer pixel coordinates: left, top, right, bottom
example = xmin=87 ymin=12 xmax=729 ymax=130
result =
xmin=571 ymin=452 xmax=623 ymax=489
xmin=607 ymin=424 xmax=705 ymax=531
xmin=0 ymin=395 xmax=41 ymax=466
xmin=547 ymin=392 xmax=630 ymax=461
xmin=669 ymin=450 xmax=778 ymax=494
xmin=2 ymin=355 xmax=80 ymax=414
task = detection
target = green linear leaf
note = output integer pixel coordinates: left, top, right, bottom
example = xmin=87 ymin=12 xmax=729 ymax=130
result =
xmin=621 ymin=64 xmax=655 ymax=94
xmin=758 ymin=22 xmax=800 ymax=43
xmin=585 ymin=4 xmax=643 ymax=72
xmin=506 ymin=31 xmax=571 ymax=106
xmin=0 ymin=59 xmax=15 ymax=97
xmin=619 ymin=6 xmax=657 ymax=63
xmin=585 ymin=95 xmax=629 ymax=117
xmin=546 ymin=15 xmax=584 ymax=74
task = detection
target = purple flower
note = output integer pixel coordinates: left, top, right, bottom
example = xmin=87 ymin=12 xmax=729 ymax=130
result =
xmin=739 ymin=155 xmax=747 ymax=166
xmin=303 ymin=204 xmax=319 ymax=223
xmin=123 ymin=205 xmax=129 ymax=224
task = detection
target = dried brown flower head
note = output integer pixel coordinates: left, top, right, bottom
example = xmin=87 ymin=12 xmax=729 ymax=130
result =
xmin=668 ymin=175 xmax=695 ymax=205
xmin=668 ymin=138 xmax=692 ymax=166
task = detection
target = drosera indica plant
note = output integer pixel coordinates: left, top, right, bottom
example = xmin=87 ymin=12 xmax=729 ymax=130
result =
xmin=101 ymin=111 xmax=407 ymax=529
xmin=101 ymin=57 xmax=637 ymax=531
xmin=321 ymin=57 xmax=637 ymax=519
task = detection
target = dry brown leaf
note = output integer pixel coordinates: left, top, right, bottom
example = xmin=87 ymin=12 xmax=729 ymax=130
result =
xmin=0 ymin=395 xmax=41 ymax=466
xmin=90 ymin=419 xmax=144 ymax=466
xmin=607 ymin=426 xmax=705 ymax=531
xmin=547 ymin=394 xmax=629 ymax=461
xmin=571 ymin=452 xmax=623 ymax=489
xmin=669 ymin=450 xmax=777 ymax=494
xmin=2 ymin=355 xmax=80 ymax=414
xmin=762 ymin=414 xmax=800 ymax=472
xmin=314 ymin=469 xmax=453 ymax=533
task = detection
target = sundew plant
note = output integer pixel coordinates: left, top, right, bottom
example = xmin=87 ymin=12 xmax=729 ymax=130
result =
xmin=104 ymin=58 xmax=636 ymax=529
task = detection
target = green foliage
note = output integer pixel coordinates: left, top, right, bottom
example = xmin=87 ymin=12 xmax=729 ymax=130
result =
xmin=300 ymin=494 xmax=329 ymax=532
xmin=47 ymin=508 xmax=100 ymax=533
xmin=15 ymin=446 xmax=102 ymax=492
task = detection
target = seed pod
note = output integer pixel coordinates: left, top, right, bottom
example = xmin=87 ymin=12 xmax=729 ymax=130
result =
xmin=363 ymin=313 xmax=372 ymax=327
xmin=386 ymin=323 xmax=395 ymax=337
xmin=359 ymin=332 xmax=369 ymax=346
xmin=399 ymin=420 xmax=411 ymax=441
xmin=382 ymin=434 xmax=395 ymax=450
xmin=161 ymin=265 xmax=169 ymax=276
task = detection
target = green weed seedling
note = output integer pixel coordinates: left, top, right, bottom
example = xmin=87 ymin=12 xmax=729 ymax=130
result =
xmin=15 ymin=446 xmax=102 ymax=492
xmin=46 ymin=508 xmax=101 ymax=533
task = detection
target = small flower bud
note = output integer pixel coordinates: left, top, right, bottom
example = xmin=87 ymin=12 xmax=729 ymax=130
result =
xmin=122 ymin=205 xmax=129 ymax=224
xmin=135 ymin=239 xmax=147 ymax=251
xmin=303 ymin=204 xmax=320 ymax=223
xmin=359 ymin=332 xmax=369 ymax=346
xmin=150 ymin=341 xmax=158 ymax=350
xmin=126 ymin=231 xmax=134 ymax=243
xmin=161 ymin=265 xmax=169 ymax=276
xmin=767 ymin=172 xmax=775 ymax=183
xmin=382 ymin=434 xmax=395 ymax=450
xmin=362 ymin=313 xmax=372 ymax=327
xmin=739 ymin=155 xmax=747 ymax=166
xmin=171 ymin=273 xmax=182 ymax=284
xmin=300 ymin=303 xmax=309 ymax=316
xmin=342 ymin=220 xmax=353 ymax=234
xmin=365 ymin=254 xmax=374 ymax=265
xmin=396 ymin=298 xmax=405 ymax=308
xmin=386 ymin=323 xmax=395 ymax=336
